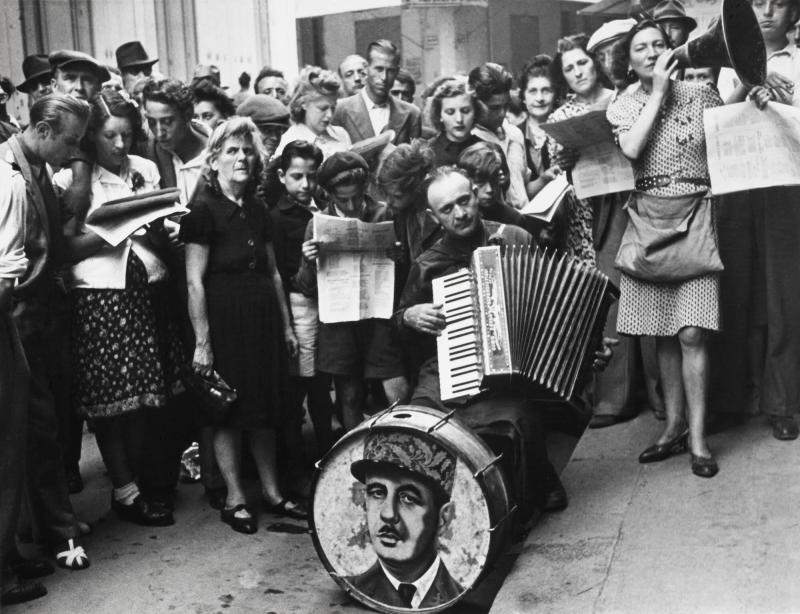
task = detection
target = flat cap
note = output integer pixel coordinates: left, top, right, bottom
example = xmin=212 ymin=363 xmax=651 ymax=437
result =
xmin=49 ymin=50 xmax=110 ymax=83
xmin=236 ymin=94 xmax=290 ymax=127
xmin=351 ymin=430 xmax=456 ymax=499
xmin=587 ymin=19 xmax=637 ymax=53
xmin=317 ymin=150 xmax=370 ymax=188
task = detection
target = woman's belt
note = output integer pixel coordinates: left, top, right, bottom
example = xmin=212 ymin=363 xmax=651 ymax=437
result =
xmin=635 ymin=176 xmax=709 ymax=191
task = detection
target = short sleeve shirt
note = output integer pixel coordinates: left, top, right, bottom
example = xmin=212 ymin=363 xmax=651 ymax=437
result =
xmin=179 ymin=183 xmax=273 ymax=275
xmin=606 ymin=81 xmax=722 ymax=197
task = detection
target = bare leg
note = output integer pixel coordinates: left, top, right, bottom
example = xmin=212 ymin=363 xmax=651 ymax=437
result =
xmin=246 ymin=428 xmax=282 ymax=504
xmin=655 ymin=335 xmax=687 ymax=444
xmin=678 ymin=326 xmax=711 ymax=457
xmin=213 ymin=427 xmax=249 ymax=517
xmin=335 ymin=376 xmax=364 ymax=431
xmin=381 ymin=375 xmax=409 ymax=406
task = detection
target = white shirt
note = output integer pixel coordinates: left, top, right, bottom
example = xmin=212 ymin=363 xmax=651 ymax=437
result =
xmin=472 ymin=119 xmax=530 ymax=209
xmin=53 ymin=155 xmax=168 ymax=290
xmin=273 ymin=122 xmax=352 ymax=160
xmin=172 ymin=151 xmax=204 ymax=206
xmin=361 ymin=87 xmax=391 ymax=137
xmin=717 ymin=43 xmax=800 ymax=107
xmin=378 ymin=555 xmax=443 ymax=609
xmin=0 ymin=161 xmax=29 ymax=281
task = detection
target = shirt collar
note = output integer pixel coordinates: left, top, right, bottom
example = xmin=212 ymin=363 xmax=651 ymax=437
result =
xmin=173 ymin=150 xmax=204 ymax=171
xmin=767 ymin=42 xmax=796 ymax=61
xmin=277 ymin=194 xmax=317 ymax=213
xmin=361 ymin=87 xmax=389 ymax=110
xmin=378 ymin=555 xmax=442 ymax=607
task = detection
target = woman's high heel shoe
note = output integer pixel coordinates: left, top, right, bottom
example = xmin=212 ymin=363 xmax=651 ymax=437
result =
xmin=638 ymin=428 xmax=689 ymax=463
xmin=221 ymin=504 xmax=257 ymax=534
xmin=691 ymin=454 xmax=719 ymax=478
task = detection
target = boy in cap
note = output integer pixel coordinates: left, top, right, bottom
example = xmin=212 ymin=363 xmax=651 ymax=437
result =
xmin=295 ymin=151 xmax=409 ymax=432
xmin=345 ymin=430 xmax=463 ymax=609
xmin=236 ymin=94 xmax=290 ymax=158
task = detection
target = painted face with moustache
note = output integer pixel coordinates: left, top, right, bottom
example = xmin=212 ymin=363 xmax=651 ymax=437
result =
xmin=365 ymin=466 xmax=447 ymax=577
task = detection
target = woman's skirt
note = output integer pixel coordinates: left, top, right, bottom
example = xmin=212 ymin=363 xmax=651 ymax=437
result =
xmin=71 ymin=252 xmax=185 ymax=418
xmin=205 ymin=271 xmax=286 ymax=429
xmin=616 ymin=271 xmax=721 ymax=336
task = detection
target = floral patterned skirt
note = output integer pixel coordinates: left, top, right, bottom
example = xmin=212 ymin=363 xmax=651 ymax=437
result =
xmin=71 ymin=252 xmax=186 ymax=418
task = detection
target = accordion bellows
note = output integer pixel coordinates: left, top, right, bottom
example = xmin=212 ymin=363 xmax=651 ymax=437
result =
xmin=433 ymin=245 xmax=619 ymax=403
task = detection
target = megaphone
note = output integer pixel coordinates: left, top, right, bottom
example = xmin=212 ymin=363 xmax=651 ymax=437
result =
xmin=673 ymin=0 xmax=766 ymax=88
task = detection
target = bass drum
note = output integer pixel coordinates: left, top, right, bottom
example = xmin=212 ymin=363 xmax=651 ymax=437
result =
xmin=310 ymin=405 xmax=512 ymax=613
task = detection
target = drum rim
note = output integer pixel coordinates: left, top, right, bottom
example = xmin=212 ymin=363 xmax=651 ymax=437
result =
xmin=308 ymin=404 xmax=511 ymax=614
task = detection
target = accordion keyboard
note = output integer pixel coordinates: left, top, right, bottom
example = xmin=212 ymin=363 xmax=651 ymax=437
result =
xmin=432 ymin=269 xmax=482 ymax=401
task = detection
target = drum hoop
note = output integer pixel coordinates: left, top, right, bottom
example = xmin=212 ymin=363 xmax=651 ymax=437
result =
xmin=309 ymin=405 xmax=512 ymax=613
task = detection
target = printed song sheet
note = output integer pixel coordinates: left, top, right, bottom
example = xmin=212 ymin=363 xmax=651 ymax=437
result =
xmin=86 ymin=203 xmax=188 ymax=247
xmin=704 ymin=101 xmax=800 ymax=194
xmin=313 ymin=214 xmax=396 ymax=323
xmin=540 ymin=110 xmax=634 ymax=199
xmin=520 ymin=173 xmax=571 ymax=222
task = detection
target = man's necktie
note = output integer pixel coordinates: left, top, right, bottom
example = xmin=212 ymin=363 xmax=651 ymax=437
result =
xmin=398 ymin=583 xmax=416 ymax=608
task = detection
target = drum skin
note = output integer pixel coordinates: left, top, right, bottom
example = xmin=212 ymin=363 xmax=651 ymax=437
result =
xmin=310 ymin=405 xmax=512 ymax=614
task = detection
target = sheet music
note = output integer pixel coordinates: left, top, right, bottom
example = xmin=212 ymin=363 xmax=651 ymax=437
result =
xmin=704 ymin=101 xmax=800 ymax=194
xmin=520 ymin=173 xmax=571 ymax=222
xmin=86 ymin=204 xmax=188 ymax=247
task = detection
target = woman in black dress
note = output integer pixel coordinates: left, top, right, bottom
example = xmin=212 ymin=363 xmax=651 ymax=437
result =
xmin=182 ymin=117 xmax=303 ymax=533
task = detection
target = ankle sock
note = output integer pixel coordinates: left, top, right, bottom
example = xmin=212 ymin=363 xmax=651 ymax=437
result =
xmin=113 ymin=482 xmax=140 ymax=506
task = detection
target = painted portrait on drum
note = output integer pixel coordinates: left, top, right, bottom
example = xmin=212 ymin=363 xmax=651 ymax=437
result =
xmin=311 ymin=410 xmax=498 ymax=613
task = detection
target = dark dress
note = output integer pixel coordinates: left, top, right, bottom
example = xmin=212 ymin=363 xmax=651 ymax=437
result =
xmin=179 ymin=184 xmax=286 ymax=429
xmin=427 ymin=132 xmax=480 ymax=167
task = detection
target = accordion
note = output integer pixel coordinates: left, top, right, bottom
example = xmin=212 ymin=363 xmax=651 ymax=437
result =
xmin=432 ymin=245 xmax=619 ymax=403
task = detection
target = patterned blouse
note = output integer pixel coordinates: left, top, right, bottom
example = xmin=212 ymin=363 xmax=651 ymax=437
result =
xmin=606 ymin=80 xmax=722 ymax=197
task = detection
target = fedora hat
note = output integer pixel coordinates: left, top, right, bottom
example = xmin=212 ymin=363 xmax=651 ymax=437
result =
xmin=49 ymin=50 xmax=110 ymax=83
xmin=652 ymin=0 xmax=697 ymax=32
xmin=116 ymin=41 xmax=158 ymax=71
xmin=17 ymin=55 xmax=51 ymax=93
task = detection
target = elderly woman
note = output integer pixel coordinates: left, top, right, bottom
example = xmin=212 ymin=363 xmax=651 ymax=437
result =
xmin=181 ymin=117 xmax=305 ymax=533
xmin=606 ymin=20 xmax=726 ymax=477
xmin=274 ymin=67 xmax=351 ymax=160
xmin=547 ymin=35 xmax=615 ymax=265
xmin=54 ymin=89 xmax=184 ymax=527
xmin=425 ymin=78 xmax=480 ymax=167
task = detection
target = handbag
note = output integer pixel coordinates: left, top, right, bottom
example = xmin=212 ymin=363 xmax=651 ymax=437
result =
xmin=183 ymin=369 xmax=238 ymax=426
xmin=614 ymin=190 xmax=724 ymax=283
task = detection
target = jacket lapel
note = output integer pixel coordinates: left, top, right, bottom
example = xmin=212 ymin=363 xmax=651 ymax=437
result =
xmin=5 ymin=136 xmax=51 ymax=244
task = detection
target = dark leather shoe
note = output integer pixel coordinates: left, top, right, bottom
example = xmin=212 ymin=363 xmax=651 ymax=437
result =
xmin=221 ymin=504 xmax=257 ymax=534
xmin=543 ymin=484 xmax=568 ymax=512
xmin=691 ymin=454 xmax=719 ymax=478
xmin=771 ymin=416 xmax=799 ymax=441
xmin=1 ymin=581 xmax=47 ymax=606
xmin=639 ymin=428 xmax=689 ymax=463
xmin=112 ymin=495 xmax=175 ymax=526
xmin=66 ymin=467 xmax=84 ymax=494
xmin=9 ymin=556 xmax=54 ymax=580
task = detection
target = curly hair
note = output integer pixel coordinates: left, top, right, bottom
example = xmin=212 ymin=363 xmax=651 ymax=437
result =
xmin=427 ymin=77 xmax=473 ymax=133
xmin=610 ymin=19 xmax=672 ymax=87
xmin=468 ymin=62 xmax=513 ymax=103
xmin=550 ymin=34 xmax=610 ymax=101
xmin=457 ymin=141 xmax=510 ymax=191
xmin=88 ymin=87 xmax=145 ymax=146
xmin=142 ymin=78 xmax=195 ymax=121
xmin=288 ymin=67 xmax=341 ymax=124
xmin=518 ymin=54 xmax=553 ymax=94
xmin=201 ymin=117 xmax=267 ymax=197
xmin=192 ymin=79 xmax=236 ymax=118
xmin=377 ymin=139 xmax=435 ymax=194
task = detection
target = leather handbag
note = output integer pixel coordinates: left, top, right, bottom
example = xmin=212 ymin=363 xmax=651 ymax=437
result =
xmin=184 ymin=370 xmax=237 ymax=426
xmin=614 ymin=191 xmax=724 ymax=283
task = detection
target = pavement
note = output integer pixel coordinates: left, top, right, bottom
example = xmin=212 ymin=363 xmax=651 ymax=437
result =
xmin=490 ymin=412 xmax=800 ymax=614
xmin=14 ymin=410 xmax=796 ymax=614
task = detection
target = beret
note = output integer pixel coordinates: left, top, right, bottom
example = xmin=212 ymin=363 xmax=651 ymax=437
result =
xmin=317 ymin=150 xmax=369 ymax=187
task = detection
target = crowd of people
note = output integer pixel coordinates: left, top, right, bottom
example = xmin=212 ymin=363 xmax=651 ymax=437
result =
xmin=1 ymin=0 xmax=799 ymax=606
